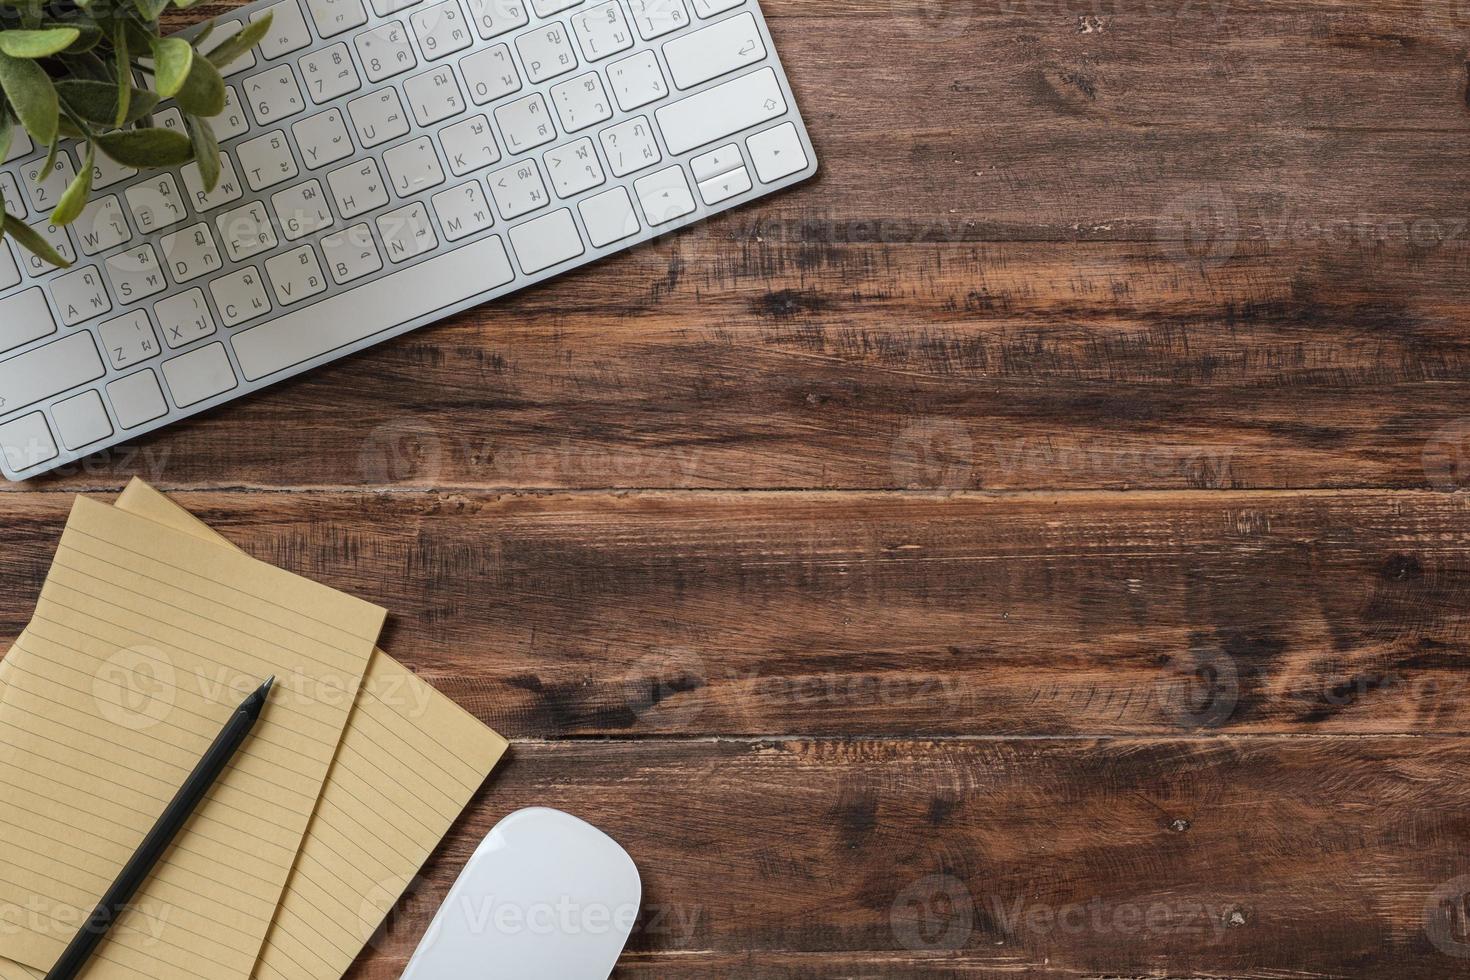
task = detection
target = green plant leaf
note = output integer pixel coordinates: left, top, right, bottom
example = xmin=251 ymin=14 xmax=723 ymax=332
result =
xmin=2 ymin=212 xmax=71 ymax=268
xmin=0 ymin=28 xmax=82 ymax=58
xmin=204 ymin=13 xmax=271 ymax=72
xmin=132 ymin=0 xmax=170 ymax=21
xmin=0 ymin=51 xmax=57 ymax=146
xmin=56 ymin=79 xmax=158 ymax=126
xmin=0 ymin=111 xmax=12 ymax=164
xmin=174 ymin=49 xmax=224 ymax=116
xmin=112 ymin=21 xmax=130 ymax=126
xmin=95 ymin=126 xmax=193 ymax=166
xmin=59 ymin=22 xmax=104 ymax=53
xmin=149 ymin=36 xmax=194 ymax=99
xmin=50 ymin=144 xmax=93 ymax=226
xmin=186 ymin=115 xmax=218 ymax=191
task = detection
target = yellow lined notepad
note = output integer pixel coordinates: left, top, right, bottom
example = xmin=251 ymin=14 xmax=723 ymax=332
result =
xmin=110 ymin=481 xmax=508 ymax=980
xmin=0 ymin=498 xmax=385 ymax=979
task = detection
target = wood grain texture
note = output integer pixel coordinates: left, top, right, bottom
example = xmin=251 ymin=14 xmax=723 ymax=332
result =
xmin=6 ymin=0 xmax=1470 ymax=976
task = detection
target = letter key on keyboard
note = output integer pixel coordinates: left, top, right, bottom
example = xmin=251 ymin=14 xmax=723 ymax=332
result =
xmin=0 ymin=0 xmax=816 ymax=478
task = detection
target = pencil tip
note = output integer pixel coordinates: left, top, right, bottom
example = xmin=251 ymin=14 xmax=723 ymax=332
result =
xmin=260 ymin=676 xmax=276 ymax=696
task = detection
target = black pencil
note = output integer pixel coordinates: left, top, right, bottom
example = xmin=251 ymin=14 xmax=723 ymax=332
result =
xmin=45 ymin=675 xmax=276 ymax=980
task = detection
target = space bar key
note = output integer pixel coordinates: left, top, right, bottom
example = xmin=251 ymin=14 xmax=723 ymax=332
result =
xmin=232 ymin=236 xmax=516 ymax=382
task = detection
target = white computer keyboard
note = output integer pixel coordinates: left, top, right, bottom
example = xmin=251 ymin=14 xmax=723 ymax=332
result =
xmin=0 ymin=0 xmax=816 ymax=480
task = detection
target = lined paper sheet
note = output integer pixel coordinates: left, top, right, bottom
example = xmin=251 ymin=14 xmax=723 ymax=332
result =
xmin=0 ymin=498 xmax=384 ymax=978
xmin=112 ymin=481 xmax=509 ymax=980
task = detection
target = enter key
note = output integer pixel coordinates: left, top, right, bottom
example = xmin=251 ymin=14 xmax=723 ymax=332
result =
xmin=662 ymin=12 xmax=767 ymax=89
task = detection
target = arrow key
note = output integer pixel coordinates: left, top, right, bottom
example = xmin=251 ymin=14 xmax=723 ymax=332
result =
xmin=698 ymin=165 xmax=751 ymax=206
xmin=747 ymin=121 xmax=808 ymax=184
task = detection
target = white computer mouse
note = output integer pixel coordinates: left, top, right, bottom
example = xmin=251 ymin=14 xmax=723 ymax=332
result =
xmin=401 ymin=807 xmax=642 ymax=980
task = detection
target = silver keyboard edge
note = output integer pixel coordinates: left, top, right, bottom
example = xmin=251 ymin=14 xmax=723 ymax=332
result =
xmin=0 ymin=0 xmax=818 ymax=481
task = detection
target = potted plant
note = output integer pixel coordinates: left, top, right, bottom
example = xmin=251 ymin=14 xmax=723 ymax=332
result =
xmin=0 ymin=0 xmax=272 ymax=267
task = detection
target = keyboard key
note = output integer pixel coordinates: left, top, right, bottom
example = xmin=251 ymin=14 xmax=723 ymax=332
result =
xmin=0 ymin=173 xmax=23 ymax=219
xmin=466 ymin=0 xmax=528 ymax=38
xmin=272 ymin=180 xmax=335 ymax=240
xmin=550 ymin=72 xmax=612 ymax=132
xmin=321 ymin=224 xmax=383 ymax=283
xmin=405 ymin=66 xmax=467 ymax=125
xmin=0 ymin=413 xmax=56 ymax=472
xmin=348 ymin=87 xmax=412 ymax=146
xmin=106 ymin=244 xmax=168 ymax=303
xmin=0 ymin=289 xmax=56 ymax=354
xmin=126 ymin=174 xmax=188 ymax=231
xmin=0 ymin=332 xmax=106 ymax=416
xmin=627 ymin=0 xmax=688 ymax=39
xmin=515 ymin=23 xmax=578 ymax=83
xmin=412 ymin=0 xmax=474 ymax=59
xmin=690 ymin=143 xmax=741 ymax=182
xmin=697 ymin=165 xmax=750 ymax=204
xmin=266 ymin=245 xmax=330 ymax=304
xmin=246 ymin=65 xmax=307 ymax=125
xmin=578 ymin=185 xmax=639 ymax=247
xmin=238 ymin=130 xmax=301 ymax=190
xmin=51 ymin=266 xmax=111 ymax=325
xmin=544 ymin=138 xmax=605 ymax=197
xmin=155 ymin=289 xmax=219 ymax=349
xmin=252 ymin=0 xmax=313 ymax=59
xmin=74 ymin=196 xmax=132 ymax=256
xmin=0 ymin=242 xmax=18 ymax=291
xmin=656 ymin=66 xmax=786 ymax=154
xmin=89 ymin=153 xmax=137 ymax=191
xmin=204 ymin=20 xmax=258 ymax=75
xmin=216 ymin=87 xmax=252 ymax=138
xmin=153 ymin=107 xmax=187 ymax=135
xmin=530 ymin=0 xmax=581 ymax=14
xmin=21 ymin=153 xmax=75 ymax=213
xmin=370 ymin=0 xmax=423 ymax=16
xmin=300 ymin=43 xmax=363 ymax=102
xmin=52 ymin=390 xmax=113 ymax=451
xmin=572 ymin=2 xmax=633 ymax=61
xmin=20 ymin=220 xmax=75 ymax=276
xmin=161 ymin=223 xmax=225 ymax=284
xmin=599 ymin=116 xmax=661 ymax=177
xmin=182 ymin=153 xmax=245 ymax=212
xmin=488 ymin=160 xmax=549 ymax=218
xmin=663 ymin=11 xmax=765 ymax=89
xmin=356 ymin=22 xmax=418 ymax=82
xmin=163 ymin=343 xmax=239 ymax=408
xmin=509 ymin=208 xmax=584 ymax=274
xmin=305 ymin=0 xmax=368 ymax=37
xmin=210 ymin=267 xmax=273 ymax=326
xmin=98 ymin=310 xmax=160 ymax=369
xmin=293 ymin=109 xmax=355 ymax=169
xmin=218 ymin=201 xmax=281 ymax=261
xmin=747 ymin=121 xmax=807 ymax=182
xmin=327 ymin=159 xmax=391 ymax=217
xmin=692 ymin=0 xmax=743 ymax=15
xmin=440 ymin=115 xmax=502 ymax=175
xmin=431 ymin=182 xmax=495 ymax=240
xmin=377 ymin=202 xmax=438 ymax=261
xmin=384 ymin=137 xmax=447 ymax=198
xmin=3 ymin=128 xmax=32 ymax=163
xmin=496 ymin=94 xmax=556 ymax=153
xmin=633 ymin=165 xmax=696 ymax=225
xmin=107 ymin=369 xmax=169 ymax=428
xmin=460 ymin=44 xmax=521 ymax=104
xmin=232 ymin=235 xmax=514 ymax=381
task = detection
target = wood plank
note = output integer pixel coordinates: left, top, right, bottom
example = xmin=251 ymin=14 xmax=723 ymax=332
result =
xmin=5 ymin=489 xmax=1470 ymax=737
xmin=341 ymin=737 xmax=1470 ymax=979
xmin=12 ymin=239 xmax=1470 ymax=492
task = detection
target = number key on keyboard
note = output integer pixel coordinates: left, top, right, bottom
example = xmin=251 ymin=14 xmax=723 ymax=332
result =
xmin=300 ymin=43 xmax=363 ymax=103
xmin=0 ymin=172 xmax=23 ymax=218
xmin=356 ymin=22 xmax=418 ymax=82
xmin=530 ymin=0 xmax=581 ymax=15
xmin=246 ymin=65 xmax=307 ymax=125
xmin=466 ymin=0 xmax=528 ymax=38
xmin=23 ymin=154 xmax=76 ymax=213
xmin=411 ymin=0 xmax=474 ymax=59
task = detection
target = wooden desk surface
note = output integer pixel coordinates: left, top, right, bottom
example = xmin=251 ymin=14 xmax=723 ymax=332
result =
xmin=7 ymin=0 xmax=1470 ymax=976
